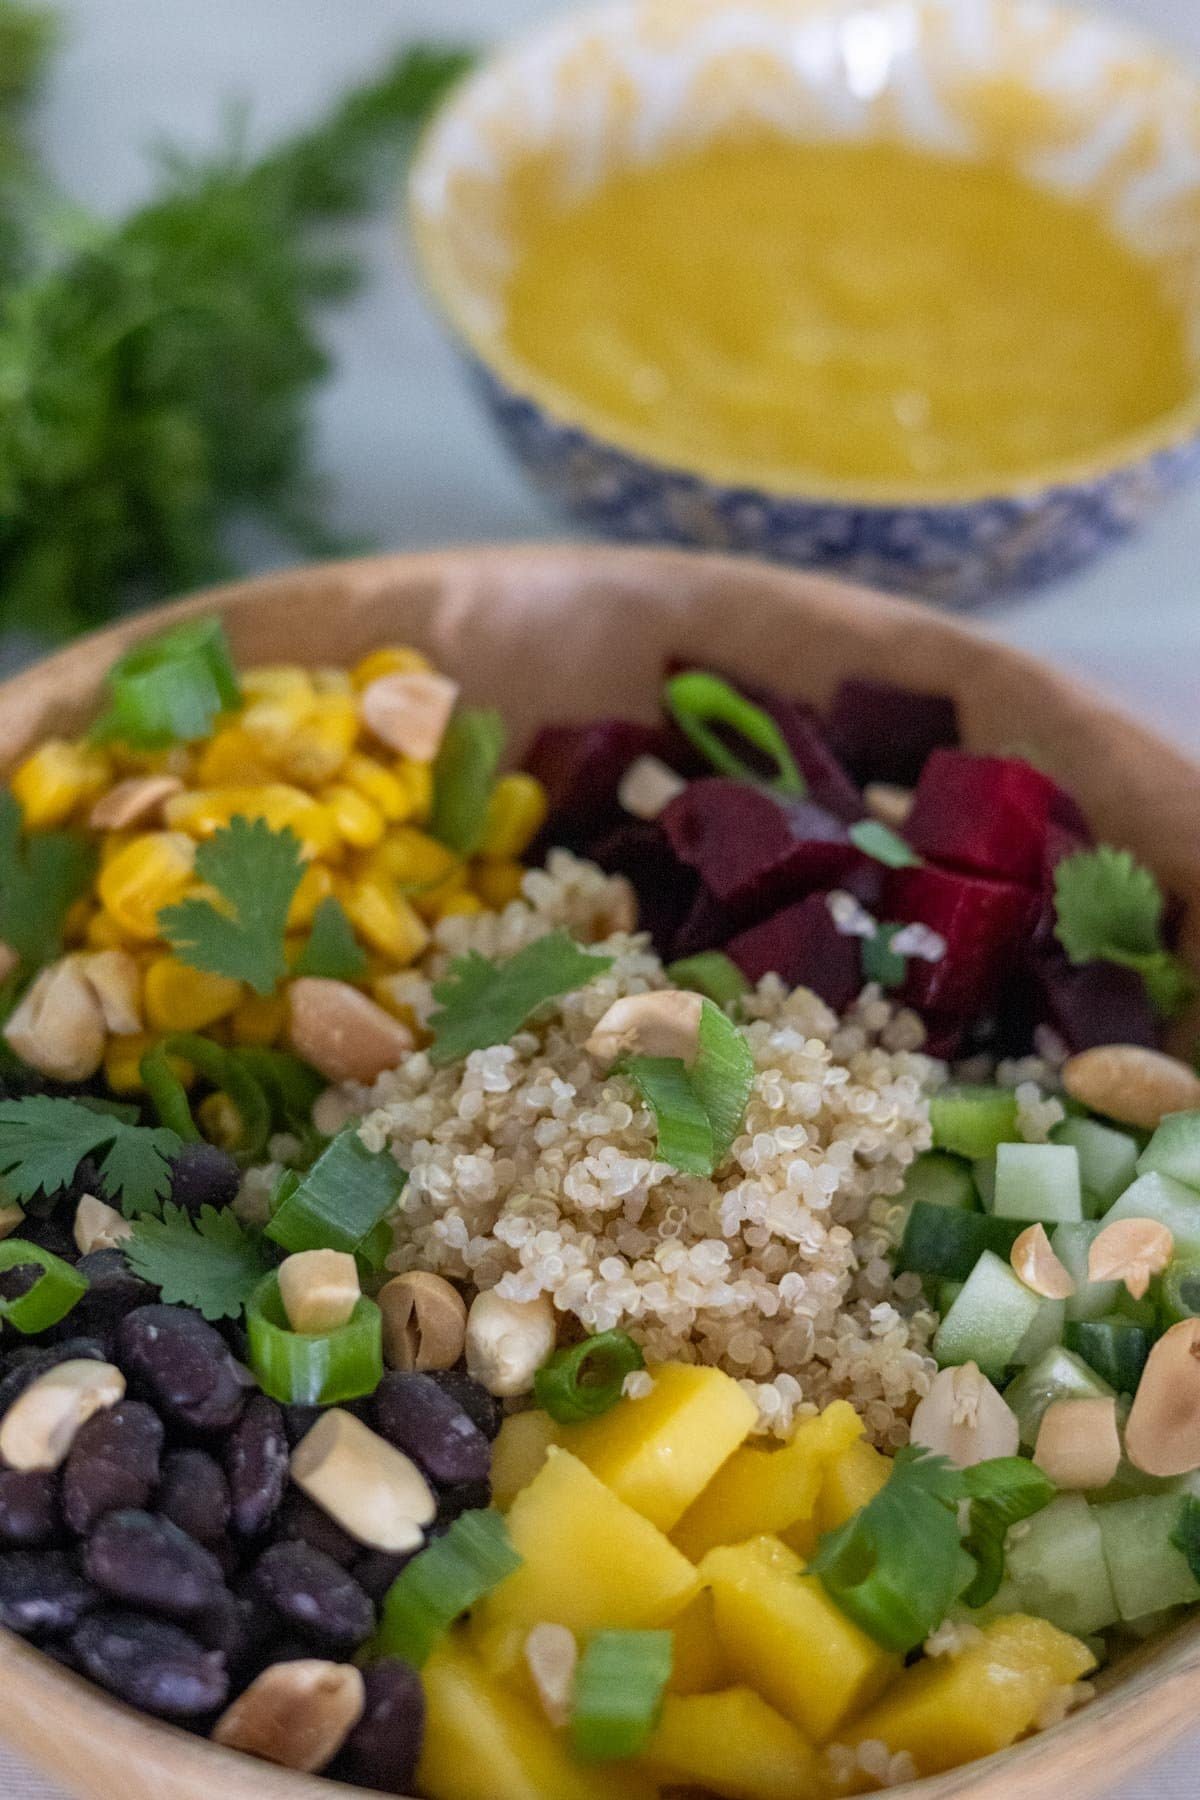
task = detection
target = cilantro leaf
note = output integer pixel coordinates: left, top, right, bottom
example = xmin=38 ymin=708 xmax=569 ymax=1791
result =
xmin=430 ymin=709 xmax=506 ymax=856
xmin=124 ymin=1203 xmax=274 ymax=1321
xmin=849 ymin=819 xmax=922 ymax=869
xmin=0 ymin=791 xmax=96 ymax=978
xmin=1054 ymin=846 xmax=1195 ymax=1019
xmin=428 ymin=932 xmax=614 ymax=1066
xmin=624 ymin=999 xmax=755 ymax=1178
xmin=160 ymin=815 xmax=304 ymax=995
xmin=0 ymin=1095 xmax=181 ymax=1216
xmin=862 ymin=924 xmax=907 ymax=989
xmin=959 ymin=1457 xmax=1056 ymax=1609
xmin=291 ymin=895 xmax=367 ymax=981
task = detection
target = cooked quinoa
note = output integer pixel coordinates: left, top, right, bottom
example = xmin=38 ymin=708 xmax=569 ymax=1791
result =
xmin=311 ymin=851 xmax=947 ymax=1440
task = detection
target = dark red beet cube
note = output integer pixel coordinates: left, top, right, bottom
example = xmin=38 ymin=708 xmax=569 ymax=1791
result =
xmin=826 ymin=678 xmax=959 ymax=787
xmin=884 ymin=862 xmax=1034 ymax=1017
xmin=659 ymin=779 xmax=861 ymax=917
xmin=669 ymin=887 xmax=737 ymax=960
xmin=589 ymin=820 xmax=699 ymax=955
xmin=523 ymin=721 xmax=674 ymax=853
xmin=1035 ymin=956 xmax=1159 ymax=1053
xmin=905 ymin=750 xmax=1057 ymax=886
xmin=726 ymin=895 xmax=862 ymax=1011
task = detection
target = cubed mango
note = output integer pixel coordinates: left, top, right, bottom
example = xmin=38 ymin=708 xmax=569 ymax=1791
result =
xmin=645 ymin=1687 xmax=819 ymax=1800
xmin=817 ymin=1436 xmax=891 ymax=1532
xmin=491 ymin=1410 xmax=561 ymax=1510
xmin=667 ymin=1589 xmax=727 ymax=1696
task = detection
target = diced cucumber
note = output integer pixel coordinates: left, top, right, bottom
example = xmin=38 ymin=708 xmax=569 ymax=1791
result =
xmin=1051 ymin=1221 xmax=1121 ymax=1323
xmin=930 ymin=1086 xmax=1019 ymax=1160
xmin=1004 ymin=1495 xmax=1119 ymax=1637
xmin=938 ymin=1280 xmax=964 ymax=1314
xmin=1063 ymin=1317 xmax=1152 ymax=1394
xmin=1161 ymin=1255 xmax=1200 ymax=1327
xmin=1053 ymin=1116 xmax=1140 ymax=1213
xmin=1004 ymin=1345 xmax=1115 ymax=1449
xmin=933 ymin=1251 xmax=1044 ymax=1381
xmin=973 ymin=1156 xmax=996 ymax=1210
xmin=896 ymin=1204 xmax=1045 ymax=1284
xmin=992 ymin=1142 xmax=1082 ymax=1223
xmin=1103 ymin=1172 xmax=1200 ymax=1256
xmin=1137 ymin=1109 xmax=1200 ymax=1194
xmin=1096 ymin=1495 xmax=1200 ymax=1619
xmin=900 ymin=1151 xmax=979 ymax=1213
xmin=1013 ymin=1297 xmax=1066 ymax=1367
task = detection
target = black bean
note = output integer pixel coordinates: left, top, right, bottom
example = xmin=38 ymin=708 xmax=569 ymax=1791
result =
xmin=62 ymin=1400 xmax=163 ymax=1535
xmin=352 ymin=1549 xmax=417 ymax=1607
xmin=117 ymin=1304 xmax=248 ymax=1431
xmin=278 ymin=1491 xmax=360 ymax=1567
xmin=425 ymin=1369 xmax=503 ymax=1441
xmin=373 ymin=1372 xmax=491 ymax=1486
xmin=72 ymin=1610 xmax=228 ymax=1719
xmin=191 ymin=1588 xmax=260 ymax=1669
xmin=15 ymin=1212 xmax=75 ymax=1261
xmin=0 ymin=1551 xmax=96 ymax=1636
xmin=156 ymin=1448 xmax=231 ymax=1545
xmin=339 ymin=1658 xmax=425 ymax=1793
xmin=169 ymin=1143 xmax=241 ymax=1215
xmin=435 ymin=1478 xmax=492 ymax=1530
xmin=252 ymin=1540 xmax=374 ymax=1653
xmin=70 ymin=1251 xmax=155 ymax=1339
xmin=281 ymin=1402 xmax=325 ymax=1447
xmin=84 ymin=1509 xmax=226 ymax=1620
xmin=0 ymin=1469 xmax=59 ymax=1548
xmin=0 ymin=1339 xmax=107 ymax=1415
xmin=0 ymin=1264 xmax=42 ymax=1304
xmin=226 ymin=1394 xmax=288 ymax=1538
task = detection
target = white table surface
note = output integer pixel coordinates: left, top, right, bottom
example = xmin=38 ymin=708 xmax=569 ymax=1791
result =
xmin=6 ymin=1 xmax=1200 ymax=1794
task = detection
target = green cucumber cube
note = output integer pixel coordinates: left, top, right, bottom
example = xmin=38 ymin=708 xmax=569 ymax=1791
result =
xmin=933 ymin=1251 xmax=1043 ymax=1381
xmin=1012 ymin=1296 xmax=1066 ymax=1367
xmin=1004 ymin=1495 xmax=1119 ymax=1637
xmin=1051 ymin=1222 xmax=1121 ymax=1323
xmin=901 ymin=1152 xmax=979 ymax=1213
xmin=973 ymin=1156 xmax=997 ymax=1210
xmin=1137 ymin=1110 xmax=1200 ymax=1194
xmin=1103 ymin=1172 xmax=1200 ymax=1256
xmin=930 ymin=1086 xmax=1019 ymax=1160
xmin=1003 ymin=1346 xmax=1115 ymax=1449
xmin=1096 ymin=1495 xmax=1200 ymax=1619
xmin=992 ymin=1143 xmax=1082 ymax=1223
xmin=1053 ymin=1116 xmax=1140 ymax=1212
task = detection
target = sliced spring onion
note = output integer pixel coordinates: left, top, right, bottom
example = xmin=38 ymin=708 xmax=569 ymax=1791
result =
xmin=663 ymin=672 xmax=804 ymax=799
xmin=665 ymin=952 xmax=750 ymax=1009
xmin=958 ymin=1457 xmax=1056 ymax=1610
xmin=1161 ymin=1256 xmax=1200 ymax=1327
xmin=375 ymin=1509 xmax=521 ymax=1667
xmin=534 ymin=1330 xmax=645 ymax=1423
xmin=848 ymin=820 xmax=922 ymax=869
xmin=0 ymin=1239 xmax=87 ymax=1334
xmin=233 ymin=1048 xmax=324 ymax=1134
xmin=571 ymin=1629 xmax=673 ymax=1762
xmin=690 ymin=999 xmax=754 ymax=1166
xmin=861 ymin=925 xmax=906 ymax=989
xmin=624 ymin=1056 xmax=714 ymax=1176
xmin=92 ymin=617 xmax=241 ymax=749
xmin=812 ymin=1481 xmax=967 ymax=1654
xmin=430 ymin=708 xmax=506 ymax=856
xmin=246 ymin=1271 xmax=382 ymax=1404
xmin=265 ymin=1125 xmax=404 ymax=1255
xmin=139 ymin=1043 xmax=201 ymax=1142
xmin=163 ymin=1033 xmax=271 ymax=1164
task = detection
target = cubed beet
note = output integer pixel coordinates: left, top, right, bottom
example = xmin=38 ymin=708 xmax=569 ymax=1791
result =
xmin=905 ymin=750 xmax=1057 ymax=887
xmin=1035 ymin=956 xmax=1159 ymax=1052
xmin=883 ymin=863 xmax=1035 ymax=1018
xmin=826 ymin=678 xmax=959 ymax=786
xmin=659 ymin=779 xmax=861 ymax=919
xmin=523 ymin=720 xmax=675 ymax=854
xmin=589 ymin=820 xmax=700 ymax=955
xmin=726 ymin=894 xmax=863 ymax=1011
xmin=669 ymin=887 xmax=738 ymax=960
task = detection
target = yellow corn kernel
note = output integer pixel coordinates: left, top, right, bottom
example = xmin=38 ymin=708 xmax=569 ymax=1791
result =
xmin=435 ymin=891 xmax=486 ymax=920
xmin=164 ymin=785 xmax=339 ymax=860
xmin=10 ymin=740 xmax=111 ymax=829
xmin=196 ymin=726 xmax=276 ymax=787
xmin=240 ymin=666 xmax=314 ymax=706
xmin=322 ymin=783 xmax=385 ymax=851
xmin=108 ymin=743 xmax=193 ymax=781
xmin=98 ymin=832 xmax=196 ymax=942
xmin=229 ymin=990 xmax=288 ymax=1047
xmin=340 ymin=876 xmax=430 ymax=965
xmin=273 ymin=693 xmax=359 ymax=786
xmin=99 ymin=832 xmax=135 ymax=869
xmin=198 ymin=1091 xmax=243 ymax=1151
xmin=367 ymin=826 xmax=460 ymax=894
xmin=105 ymin=1032 xmax=194 ymax=1096
xmin=143 ymin=956 xmax=243 ymax=1033
xmin=341 ymin=753 xmax=411 ymax=823
xmin=395 ymin=757 xmax=434 ymax=824
xmin=413 ymin=869 xmax=469 ymax=923
xmin=286 ymin=861 xmax=336 ymax=931
xmin=85 ymin=909 xmax=128 ymax=951
xmin=369 ymin=975 xmax=422 ymax=1037
xmin=479 ymin=775 xmax=548 ymax=862
xmin=473 ymin=860 xmax=525 ymax=911
xmin=312 ymin=667 xmax=353 ymax=696
xmin=63 ymin=898 xmax=94 ymax=946
xmin=352 ymin=646 xmax=432 ymax=688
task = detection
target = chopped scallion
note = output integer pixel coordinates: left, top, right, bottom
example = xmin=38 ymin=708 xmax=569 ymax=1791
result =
xmin=665 ymin=951 xmax=750 ymax=1009
xmin=0 ymin=1239 xmax=87 ymax=1334
xmin=139 ymin=1043 xmax=200 ymax=1143
xmin=265 ymin=1125 xmax=404 ymax=1255
xmin=163 ymin=1033 xmax=271 ymax=1164
xmin=375 ymin=1509 xmax=521 ymax=1666
xmin=663 ymin=672 xmax=804 ymax=799
xmin=848 ymin=820 xmax=922 ymax=869
xmin=534 ymin=1330 xmax=645 ymax=1423
xmin=571 ymin=1629 xmax=673 ymax=1762
xmin=246 ymin=1272 xmax=382 ymax=1404
xmin=430 ymin=708 xmax=506 ymax=856
xmin=624 ymin=998 xmax=753 ymax=1179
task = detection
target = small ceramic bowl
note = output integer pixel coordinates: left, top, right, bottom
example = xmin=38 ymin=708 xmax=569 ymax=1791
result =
xmin=410 ymin=0 xmax=1200 ymax=607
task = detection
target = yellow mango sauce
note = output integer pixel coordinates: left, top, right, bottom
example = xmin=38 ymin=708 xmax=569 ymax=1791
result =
xmin=500 ymin=137 xmax=1192 ymax=495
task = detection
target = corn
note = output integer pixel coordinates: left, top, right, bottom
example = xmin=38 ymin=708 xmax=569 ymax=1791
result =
xmin=105 ymin=1032 xmax=194 ymax=1096
xmin=341 ymin=754 xmax=411 ymax=824
xmin=99 ymin=832 xmax=135 ymax=869
xmin=352 ymin=647 xmax=432 ymax=688
xmin=435 ymin=891 xmax=486 ymax=920
xmin=340 ymin=875 xmax=430 ymax=965
xmin=164 ymin=785 xmax=339 ymax=860
xmin=368 ymin=827 xmax=459 ymax=893
xmin=370 ymin=973 xmax=423 ymax=1036
xmin=473 ymin=860 xmax=525 ymax=910
xmin=395 ymin=757 xmax=434 ymax=825
xmin=10 ymin=741 xmax=111 ymax=830
xmin=240 ymin=666 xmax=314 ymax=706
xmin=286 ymin=861 xmax=336 ymax=931
xmin=62 ymin=898 xmax=94 ymax=946
xmin=108 ymin=743 xmax=193 ymax=781
xmin=412 ymin=869 xmax=469 ymax=923
xmin=272 ymin=693 xmax=359 ymax=786
xmin=98 ymin=832 xmax=196 ymax=941
xmin=196 ymin=726 xmax=276 ymax=787
xmin=143 ymin=956 xmax=242 ymax=1033
xmin=84 ymin=909 xmax=128 ymax=950
xmin=312 ymin=667 xmax=353 ymax=696
xmin=198 ymin=1092 xmax=243 ymax=1151
xmin=479 ymin=774 xmax=548 ymax=861
xmin=322 ymin=784 xmax=385 ymax=851
xmin=229 ymin=990 xmax=288 ymax=1047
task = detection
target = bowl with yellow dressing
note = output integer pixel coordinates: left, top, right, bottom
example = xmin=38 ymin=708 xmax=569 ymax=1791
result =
xmin=410 ymin=0 xmax=1200 ymax=607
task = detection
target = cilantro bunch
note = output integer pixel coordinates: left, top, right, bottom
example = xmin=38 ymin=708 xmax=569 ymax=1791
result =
xmin=1054 ymin=846 xmax=1196 ymax=1019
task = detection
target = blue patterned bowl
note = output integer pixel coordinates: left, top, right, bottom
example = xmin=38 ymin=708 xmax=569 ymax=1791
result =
xmin=410 ymin=0 xmax=1200 ymax=608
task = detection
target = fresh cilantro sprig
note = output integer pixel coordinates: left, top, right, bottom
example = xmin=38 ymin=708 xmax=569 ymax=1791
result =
xmin=0 ymin=1095 xmax=181 ymax=1216
xmin=290 ymin=895 xmax=368 ymax=981
xmin=124 ymin=1203 xmax=274 ymax=1321
xmin=429 ymin=932 xmax=614 ymax=1066
xmin=1054 ymin=846 xmax=1196 ymax=1019
xmin=624 ymin=999 xmax=755 ymax=1178
xmin=0 ymin=791 xmax=95 ymax=980
xmin=160 ymin=816 xmax=304 ymax=995
xmin=849 ymin=819 xmax=922 ymax=870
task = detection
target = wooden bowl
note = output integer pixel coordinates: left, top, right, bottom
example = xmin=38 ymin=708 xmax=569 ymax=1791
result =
xmin=0 ymin=544 xmax=1197 ymax=1800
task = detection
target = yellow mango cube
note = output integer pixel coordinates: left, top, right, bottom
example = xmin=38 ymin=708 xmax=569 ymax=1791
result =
xmin=565 ymin=1363 xmax=758 ymax=1531
xmin=472 ymin=1449 xmax=698 ymax=1660
xmin=817 ymin=1436 xmax=891 ymax=1532
xmin=491 ymin=1410 xmax=561 ymax=1510
xmin=702 ymin=1536 xmax=898 ymax=1743
xmin=645 ymin=1687 xmax=819 ymax=1800
xmin=674 ymin=1401 xmax=863 ymax=1561
xmin=845 ymin=1614 xmax=1096 ymax=1776
xmin=668 ymin=1589 xmax=727 ymax=1696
